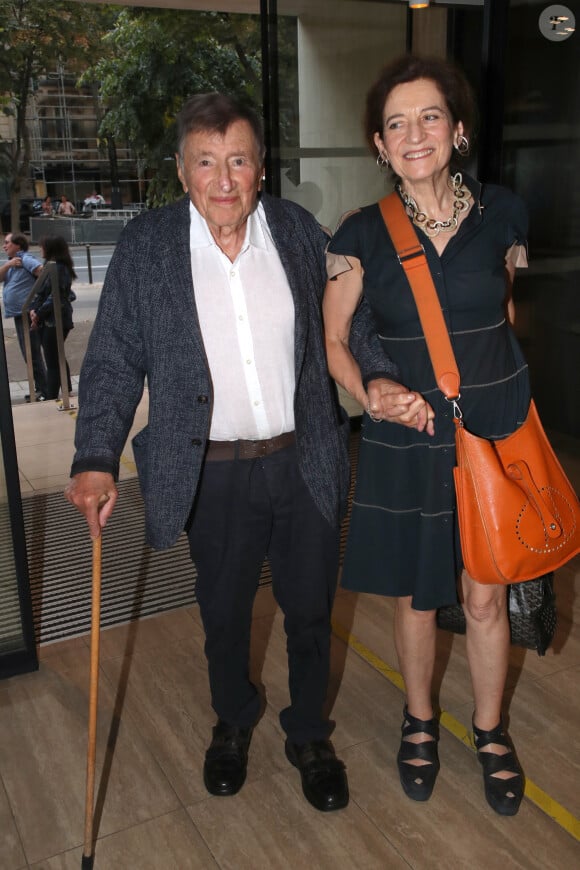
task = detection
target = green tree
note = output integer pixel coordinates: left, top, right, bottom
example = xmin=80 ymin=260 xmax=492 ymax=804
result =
xmin=82 ymin=8 xmax=262 ymax=207
xmin=0 ymin=0 xmax=114 ymax=232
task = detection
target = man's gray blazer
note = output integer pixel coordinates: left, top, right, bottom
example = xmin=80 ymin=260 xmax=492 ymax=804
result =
xmin=72 ymin=193 xmax=391 ymax=549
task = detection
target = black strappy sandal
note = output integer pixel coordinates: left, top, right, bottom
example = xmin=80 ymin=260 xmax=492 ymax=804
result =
xmin=397 ymin=706 xmax=440 ymax=801
xmin=472 ymin=719 xmax=524 ymax=816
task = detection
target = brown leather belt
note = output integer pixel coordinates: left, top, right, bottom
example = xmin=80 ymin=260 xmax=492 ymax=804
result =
xmin=205 ymin=431 xmax=296 ymax=461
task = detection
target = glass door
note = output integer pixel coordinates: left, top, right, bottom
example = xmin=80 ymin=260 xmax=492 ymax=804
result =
xmin=499 ymin=0 xmax=580 ymax=437
xmin=0 ymin=319 xmax=37 ymax=679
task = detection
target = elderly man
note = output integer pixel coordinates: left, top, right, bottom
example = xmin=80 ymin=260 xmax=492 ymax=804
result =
xmin=1 ymin=233 xmax=47 ymax=399
xmin=66 ymin=94 xmax=386 ymax=812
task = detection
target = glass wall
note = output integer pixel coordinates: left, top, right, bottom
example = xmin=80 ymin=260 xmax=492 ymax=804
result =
xmin=0 ymin=320 xmax=37 ymax=678
xmin=263 ymin=0 xmax=409 ymax=233
xmin=500 ymin=0 xmax=580 ymax=436
xmin=261 ymin=0 xmax=579 ymax=440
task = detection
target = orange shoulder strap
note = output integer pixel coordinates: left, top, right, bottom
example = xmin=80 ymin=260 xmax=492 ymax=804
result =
xmin=379 ymin=192 xmax=460 ymax=400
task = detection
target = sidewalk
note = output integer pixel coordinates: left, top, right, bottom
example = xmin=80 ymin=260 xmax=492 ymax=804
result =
xmin=11 ymin=387 xmax=150 ymax=497
xmin=3 ymin=281 xmax=101 ymax=400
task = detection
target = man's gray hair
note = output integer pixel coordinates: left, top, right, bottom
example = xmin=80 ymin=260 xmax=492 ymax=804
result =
xmin=176 ymin=93 xmax=265 ymax=163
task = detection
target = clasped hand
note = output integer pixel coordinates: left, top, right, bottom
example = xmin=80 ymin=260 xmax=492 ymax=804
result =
xmin=367 ymin=377 xmax=435 ymax=436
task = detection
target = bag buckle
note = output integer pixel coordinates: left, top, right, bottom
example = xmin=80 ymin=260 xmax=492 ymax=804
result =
xmin=396 ymin=243 xmax=425 ymax=265
xmin=445 ymin=395 xmax=463 ymax=421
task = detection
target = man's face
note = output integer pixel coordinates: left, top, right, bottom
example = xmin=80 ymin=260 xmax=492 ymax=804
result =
xmin=3 ymin=235 xmax=19 ymax=258
xmin=176 ymin=119 xmax=264 ymax=238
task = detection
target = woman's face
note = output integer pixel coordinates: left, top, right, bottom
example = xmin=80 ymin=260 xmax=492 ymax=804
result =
xmin=374 ymin=78 xmax=463 ymax=185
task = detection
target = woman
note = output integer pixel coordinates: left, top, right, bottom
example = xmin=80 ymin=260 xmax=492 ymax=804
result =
xmin=323 ymin=55 xmax=528 ymax=815
xmin=41 ymin=196 xmax=54 ymax=216
xmin=30 ymin=235 xmax=76 ymax=399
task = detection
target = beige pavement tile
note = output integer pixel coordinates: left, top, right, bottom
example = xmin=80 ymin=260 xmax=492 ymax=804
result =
xmin=187 ymin=770 xmax=408 ymax=870
xmin=99 ymin=642 xmax=226 ymax=806
xmin=96 ymin=606 xmax=202 ymax=662
xmin=0 ymin=646 xmax=180 ymax=865
xmin=504 ymin=664 xmax=580 ymax=817
xmin=15 ymin=443 xmax=73 ymax=485
xmin=11 ymin=390 xmax=150 ymax=496
xmin=11 ymin=403 xmax=77 ymax=449
xmin=37 ymin=635 xmax=88 ymax=662
xmin=344 ymin=737 xmax=580 ymax=870
xmin=18 ymin=471 xmax=33 ymax=494
xmin=251 ymin=582 xmax=278 ymax=619
xmin=249 ymin=607 xmax=403 ymax=751
xmin=19 ymin=470 xmax=72 ymax=493
xmin=332 ymin=590 xmax=399 ymax=675
xmin=30 ymin=808 xmax=218 ymax=869
xmin=554 ymin=558 xmax=580 ymax=622
xmin=0 ymin=777 xmax=27 ymax=870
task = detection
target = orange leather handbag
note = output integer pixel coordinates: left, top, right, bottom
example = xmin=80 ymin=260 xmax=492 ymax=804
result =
xmin=379 ymin=193 xmax=580 ymax=585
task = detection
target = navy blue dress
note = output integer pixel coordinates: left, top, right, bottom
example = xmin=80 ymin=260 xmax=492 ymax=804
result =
xmin=328 ymin=175 xmax=531 ymax=609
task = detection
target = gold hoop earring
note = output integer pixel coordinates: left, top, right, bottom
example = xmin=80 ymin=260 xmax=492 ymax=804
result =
xmin=455 ymin=135 xmax=469 ymax=156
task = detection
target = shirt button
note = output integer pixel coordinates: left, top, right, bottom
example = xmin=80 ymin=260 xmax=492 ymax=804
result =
xmin=197 ymin=395 xmax=208 ymax=404
xmin=246 ymin=359 xmax=252 ymax=365
xmin=254 ymin=400 xmax=260 ymax=406
xmin=230 ymin=270 xmax=235 ymax=278
xmin=238 ymin=314 xmax=244 ymax=320
xmin=191 ymin=438 xmax=202 ymax=446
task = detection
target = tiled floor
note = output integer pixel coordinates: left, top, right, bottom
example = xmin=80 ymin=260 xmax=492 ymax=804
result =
xmin=1 ymin=394 xmax=579 ymax=868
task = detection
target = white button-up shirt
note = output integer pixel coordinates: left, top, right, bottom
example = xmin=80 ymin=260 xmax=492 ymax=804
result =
xmin=189 ymin=200 xmax=296 ymax=440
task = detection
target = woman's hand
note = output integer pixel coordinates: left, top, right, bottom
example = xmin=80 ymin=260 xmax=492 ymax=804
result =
xmin=29 ymin=310 xmax=39 ymax=330
xmin=367 ymin=378 xmax=435 ymax=435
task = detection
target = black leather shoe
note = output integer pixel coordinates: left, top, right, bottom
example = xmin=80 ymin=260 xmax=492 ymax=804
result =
xmin=203 ymin=721 xmax=253 ymax=797
xmin=285 ymin=739 xmax=349 ymax=812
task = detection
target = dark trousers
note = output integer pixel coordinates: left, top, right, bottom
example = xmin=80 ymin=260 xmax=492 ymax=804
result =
xmin=186 ymin=443 xmax=340 ymax=744
xmin=14 ymin=315 xmax=47 ymax=396
xmin=39 ymin=325 xmax=72 ymax=399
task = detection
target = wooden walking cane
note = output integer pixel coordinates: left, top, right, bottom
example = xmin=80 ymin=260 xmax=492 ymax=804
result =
xmin=82 ymin=534 xmax=102 ymax=870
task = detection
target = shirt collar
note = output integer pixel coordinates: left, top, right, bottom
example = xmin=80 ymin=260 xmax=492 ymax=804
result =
xmin=188 ymin=200 xmax=272 ymax=253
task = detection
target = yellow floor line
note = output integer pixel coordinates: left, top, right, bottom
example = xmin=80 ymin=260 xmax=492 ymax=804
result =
xmin=332 ymin=619 xmax=580 ymax=843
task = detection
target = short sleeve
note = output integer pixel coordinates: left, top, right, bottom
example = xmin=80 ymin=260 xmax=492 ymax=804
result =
xmin=506 ymin=242 xmax=528 ymax=269
xmin=327 ymin=209 xmax=363 ymax=258
xmin=507 ymin=192 xmax=528 ymax=250
xmin=22 ymin=252 xmax=42 ymax=274
xmin=326 ymin=251 xmax=354 ymax=280
xmin=326 ymin=209 xmax=365 ymax=280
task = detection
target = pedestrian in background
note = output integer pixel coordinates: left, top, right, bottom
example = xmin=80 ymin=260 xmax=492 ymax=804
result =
xmin=57 ymin=195 xmax=76 ymax=216
xmin=0 ymin=232 xmax=47 ymax=400
xmin=30 ymin=235 xmax=76 ymax=399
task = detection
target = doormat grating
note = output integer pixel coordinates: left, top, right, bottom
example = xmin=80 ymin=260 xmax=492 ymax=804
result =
xmin=22 ymin=431 xmax=359 ymax=645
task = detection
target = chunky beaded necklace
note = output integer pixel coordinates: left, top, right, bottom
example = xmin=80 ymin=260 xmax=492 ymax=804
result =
xmin=397 ymin=172 xmax=472 ymax=238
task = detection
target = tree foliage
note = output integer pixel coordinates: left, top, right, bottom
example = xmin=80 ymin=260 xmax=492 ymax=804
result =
xmin=81 ymin=8 xmax=262 ymax=206
xmin=0 ymin=0 xmax=113 ymax=231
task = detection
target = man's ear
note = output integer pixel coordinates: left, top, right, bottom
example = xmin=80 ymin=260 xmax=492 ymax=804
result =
xmin=175 ymin=153 xmax=187 ymax=192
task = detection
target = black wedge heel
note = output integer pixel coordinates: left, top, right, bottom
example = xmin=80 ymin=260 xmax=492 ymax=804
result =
xmin=397 ymin=706 xmax=440 ymax=801
xmin=472 ymin=718 xmax=524 ymax=816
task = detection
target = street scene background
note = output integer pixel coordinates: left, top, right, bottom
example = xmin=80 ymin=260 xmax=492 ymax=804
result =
xmin=1 ymin=244 xmax=111 ymax=384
